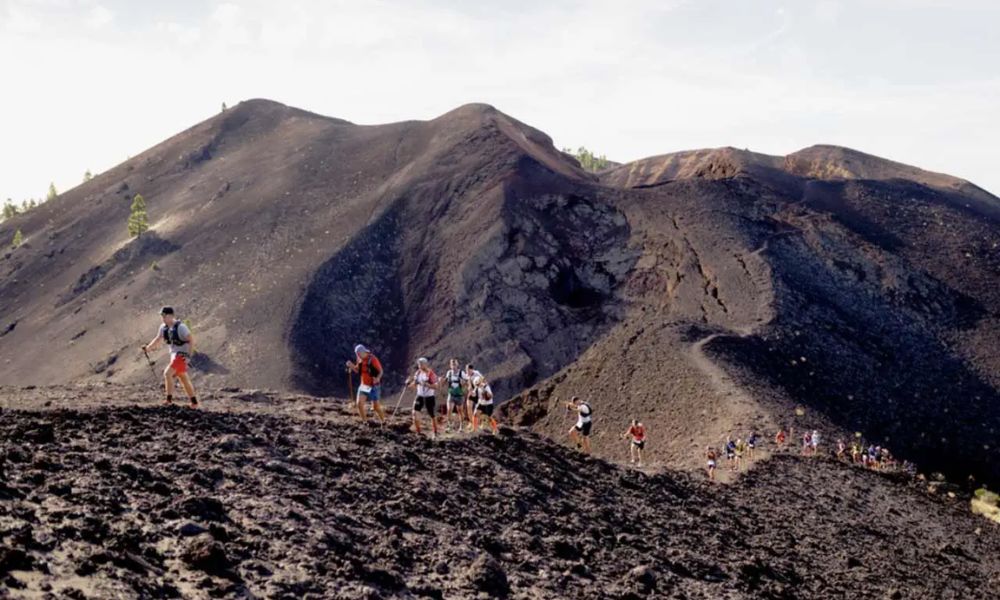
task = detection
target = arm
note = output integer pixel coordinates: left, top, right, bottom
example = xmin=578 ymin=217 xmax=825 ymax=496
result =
xmin=143 ymin=333 xmax=161 ymax=352
xmin=186 ymin=331 xmax=196 ymax=355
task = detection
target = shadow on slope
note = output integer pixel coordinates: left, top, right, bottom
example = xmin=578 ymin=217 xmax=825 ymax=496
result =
xmin=288 ymin=203 xmax=408 ymax=396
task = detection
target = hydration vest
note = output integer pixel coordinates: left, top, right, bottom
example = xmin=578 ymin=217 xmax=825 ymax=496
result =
xmin=162 ymin=321 xmax=188 ymax=346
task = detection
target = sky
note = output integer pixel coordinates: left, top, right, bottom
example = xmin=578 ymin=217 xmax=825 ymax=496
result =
xmin=1 ymin=0 xmax=998 ymax=202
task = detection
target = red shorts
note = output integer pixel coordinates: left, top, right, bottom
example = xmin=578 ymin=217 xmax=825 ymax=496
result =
xmin=169 ymin=354 xmax=188 ymax=375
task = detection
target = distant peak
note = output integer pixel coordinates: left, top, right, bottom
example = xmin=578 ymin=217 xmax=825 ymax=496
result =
xmin=218 ymin=98 xmax=352 ymax=126
xmin=450 ymin=102 xmax=500 ymax=115
xmin=235 ymin=98 xmax=289 ymax=109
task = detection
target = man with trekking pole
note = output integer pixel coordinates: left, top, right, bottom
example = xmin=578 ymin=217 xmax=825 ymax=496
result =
xmin=141 ymin=306 xmax=198 ymax=408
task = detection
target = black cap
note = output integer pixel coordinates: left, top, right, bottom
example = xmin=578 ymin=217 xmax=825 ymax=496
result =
xmin=160 ymin=306 xmax=175 ymax=315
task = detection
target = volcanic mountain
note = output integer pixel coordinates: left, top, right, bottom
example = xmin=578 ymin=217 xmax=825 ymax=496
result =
xmin=1 ymin=99 xmax=998 ymax=487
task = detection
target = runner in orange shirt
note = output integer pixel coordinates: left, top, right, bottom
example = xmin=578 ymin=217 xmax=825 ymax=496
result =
xmin=346 ymin=344 xmax=387 ymax=426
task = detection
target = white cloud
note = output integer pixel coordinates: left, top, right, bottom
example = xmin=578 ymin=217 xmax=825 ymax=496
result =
xmin=0 ymin=0 xmax=998 ymax=200
xmin=210 ymin=2 xmax=253 ymax=45
xmin=2 ymin=2 xmax=42 ymax=33
xmin=157 ymin=20 xmax=202 ymax=46
xmin=83 ymin=4 xmax=112 ymax=29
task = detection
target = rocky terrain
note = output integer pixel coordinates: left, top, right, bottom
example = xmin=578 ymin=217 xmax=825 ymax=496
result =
xmin=0 ymin=385 xmax=998 ymax=599
xmin=0 ymin=98 xmax=997 ymax=487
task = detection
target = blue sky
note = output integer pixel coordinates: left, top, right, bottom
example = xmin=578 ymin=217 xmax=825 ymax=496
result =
xmin=1 ymin=0 xmax=998 ymax=201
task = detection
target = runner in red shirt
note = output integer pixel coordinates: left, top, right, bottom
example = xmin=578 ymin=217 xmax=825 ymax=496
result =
xmin=621 ymin=419 xmax=646 ymax=467
xmin=345 ymin=344 xmax=387 ymax=426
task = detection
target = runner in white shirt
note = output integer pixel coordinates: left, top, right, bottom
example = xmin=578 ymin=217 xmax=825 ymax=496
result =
xmin=407 ymin=358 xmax=439 ymax=439
xmin=471 ymin=375 xmax=498 ymax=436
xmin=566 ymin=396 xmax=593 ymax=454
xmin=463 ymin=363 xmax=483 ymax=432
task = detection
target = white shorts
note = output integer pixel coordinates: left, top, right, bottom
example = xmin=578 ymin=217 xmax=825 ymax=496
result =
xmin=708 ymin=460 xmax=716 ymax=468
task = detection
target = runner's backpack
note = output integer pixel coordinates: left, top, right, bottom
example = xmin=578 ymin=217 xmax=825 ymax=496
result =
xmin=162 ymin=321 xmax=188 ymax=346
xmin=360 ymin=355 xmax=382 ymax=380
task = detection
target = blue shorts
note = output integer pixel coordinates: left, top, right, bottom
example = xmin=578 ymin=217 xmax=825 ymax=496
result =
xmin=357 ymin=384 xmax=380 ymax=402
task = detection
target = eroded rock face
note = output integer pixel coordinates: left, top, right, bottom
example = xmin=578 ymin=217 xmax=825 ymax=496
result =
xmin=458 ymin=192 xmax=636 ymax=395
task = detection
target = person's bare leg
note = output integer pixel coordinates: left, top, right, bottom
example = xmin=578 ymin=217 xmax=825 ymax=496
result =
xmin=637 ymin=447 xmax=643 ymax=467
xmin=582 ymin=437 xmax=591 ymax=454
xmin=177 ymin=373 xmax=198 ymax=407
xmin=372 ymin=401 xmax=386 ymax=425
xmin=163 ymin=367 xmax=176 ymax=403
xmin=356 ymin=396 xmax=368 ymax=422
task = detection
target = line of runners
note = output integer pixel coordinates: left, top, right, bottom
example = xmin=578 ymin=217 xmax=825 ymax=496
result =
xmin=706 ymin=427 xmax=915 ymax=480
xmin=139 ymin=309 xmax=644 ymax=466
xmin=344 ymin=344 xmax=616 ymax=453
xmin=344 ymin=345 xmax=499 ymax=439
xmin=141 ymin=309 xmax=911 ymax=479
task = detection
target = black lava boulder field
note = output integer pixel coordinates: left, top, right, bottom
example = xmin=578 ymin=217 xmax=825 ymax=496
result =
xmin=0 ymin=385 xmax=998 ymax=598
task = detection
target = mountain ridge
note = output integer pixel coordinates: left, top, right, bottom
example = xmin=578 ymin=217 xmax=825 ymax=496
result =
xmin=1 ymin=98 xmax=998 ymax=487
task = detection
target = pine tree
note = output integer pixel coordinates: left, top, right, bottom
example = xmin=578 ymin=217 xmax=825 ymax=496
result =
xmin=11 ymin=229 xmax=23 ymax=248
xmin=1 ymin=199 xmax=16 ymax=220
xmin=84 ymin=169 xmax=93 ymax=182
xmin=127 ymin=193 xmax=149 ymax=237
xmin=47 ymin=182 xmax=58 ymax=201
xmin=563 ymin=146 xmax=610 ymax=172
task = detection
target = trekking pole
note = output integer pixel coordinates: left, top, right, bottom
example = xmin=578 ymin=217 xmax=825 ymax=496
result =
xmin=391 ymin=382 xmax=409 ymax=418
xmin=141 ymin=347 xmax=159 ymax=384
xmin=346 ymin=367 xmax=354 ymax=403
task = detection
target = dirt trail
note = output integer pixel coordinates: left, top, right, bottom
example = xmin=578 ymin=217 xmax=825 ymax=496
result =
xmin=689 ymin=332 xmax=751 ymax=406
